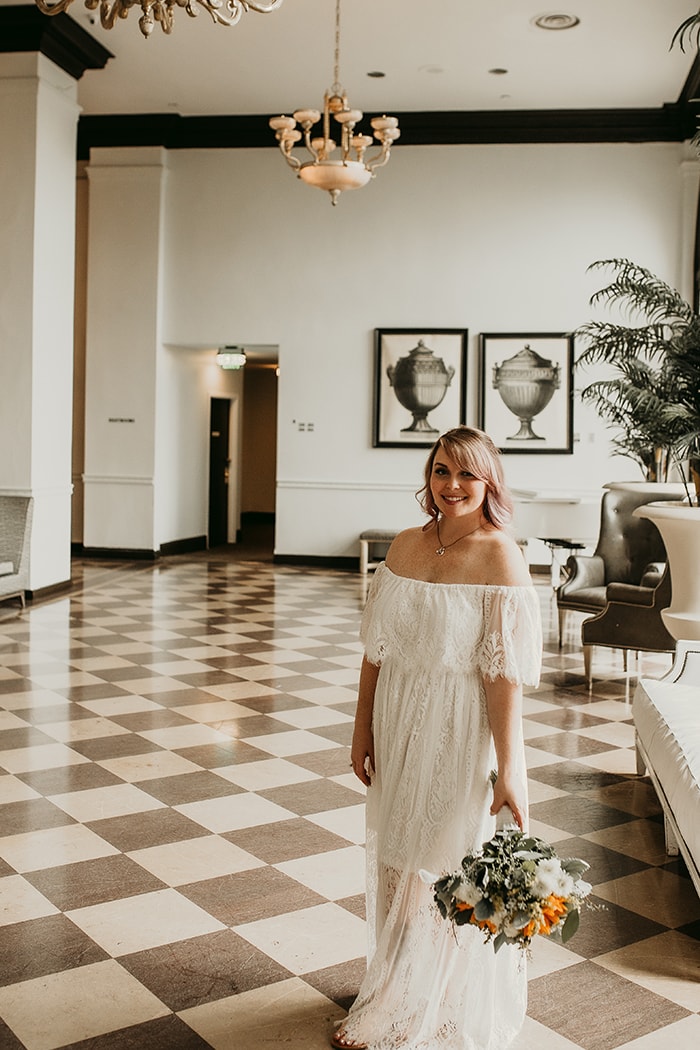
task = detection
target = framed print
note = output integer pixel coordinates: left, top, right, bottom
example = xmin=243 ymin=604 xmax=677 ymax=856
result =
xmin=373 ymin=328 xmax=468 ymax=448
xmin=479 ymin=332 xmax=574 ymax=454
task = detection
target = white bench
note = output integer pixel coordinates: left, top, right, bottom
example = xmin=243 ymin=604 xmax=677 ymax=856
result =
xmin=633 ymin=641 xmax=700 ymax=899
xmin=359 ymin=530 xmax=399 ymax=576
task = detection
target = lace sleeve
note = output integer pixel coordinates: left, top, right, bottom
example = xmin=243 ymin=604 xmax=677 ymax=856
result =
xmin=477 ymin=587 xmax=542 ymax=686
xmin=359 ymin=565 xmax=387 ymax=665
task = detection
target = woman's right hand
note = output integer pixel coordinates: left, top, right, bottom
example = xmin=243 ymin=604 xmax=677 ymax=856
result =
xmin=350 ymin=727 xmax=375 ymax=787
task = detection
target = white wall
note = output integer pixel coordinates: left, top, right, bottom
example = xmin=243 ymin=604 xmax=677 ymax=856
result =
xmin=157 ymin=347 xmax=244 ymax=546
xmin=153 ymin=140 xmax=694 ymax=557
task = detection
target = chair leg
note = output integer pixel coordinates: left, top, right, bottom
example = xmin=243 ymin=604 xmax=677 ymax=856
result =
xmin=623 ymin=649 xmax=628 ymax=673
xmin=583 ymin=644 xmax=592 ymax=685
xmin=558 ymin=607 xmax=565 ymax=648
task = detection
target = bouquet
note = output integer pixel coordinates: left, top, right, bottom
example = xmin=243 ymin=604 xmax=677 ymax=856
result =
xmin=431 ymin=809 xmax=592 ymax=953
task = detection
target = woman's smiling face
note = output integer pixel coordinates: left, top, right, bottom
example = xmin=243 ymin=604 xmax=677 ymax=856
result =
xmin=429 ymin=448 xmax=488 ymax=519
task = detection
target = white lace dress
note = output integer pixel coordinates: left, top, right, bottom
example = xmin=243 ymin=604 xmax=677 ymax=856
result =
xmin=341 ymin=563 xmax=542 ymax=1050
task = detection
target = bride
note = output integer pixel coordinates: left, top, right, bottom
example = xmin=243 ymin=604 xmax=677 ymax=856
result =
xmin=332 ymin=427 xmax=542 ymax=1050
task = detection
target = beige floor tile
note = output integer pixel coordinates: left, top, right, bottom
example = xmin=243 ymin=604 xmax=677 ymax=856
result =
xmin=0 ymin=824 xmax=119 ymax=872
xmin=617 ymin=1014 xmax=700 ymax=1049
xmin=235 ymin=902 xmax=366 ymax=974
xmin=595 ymin=930 xmax=700 ymax=1012
xmin=525 ymin=747 xmax=566 ymax=769
xmin=306 ymin=804 xmax=366 ymax=845
xmin=48 ymin=783 xmax=166 ymax=822
xmin=0 ymin=959 xmax=169 ymax=1050
xmin=137 ymin=724 xmax=235 ymax=749
xmin=0 ymin=711 xmax=31 ymax=731
xmin=242 ymin=729 xmax=340 ymax=758
xmin=67 ymin=887 xmax=226 ymax=955
xmin=527 ymin=779 xmax=568 ymax=804
xmin=172 ymin=700 xmax=263 ymax=723
xmin=526 ymin=935 xmax=585 ymax=980
xmin=0 ymin=874 xmax=59 ymax=925
xmin=584 ymin=819 xmax=670 ymax=866
xmin=594 ymin=868 xmax=700 ymax=928
xmin=128 ymin=834 xmax=265 ymax=885
xmin=0 ymin=775 xmax=41 ymax=804
xmin=79 ymin=695 xmax=162 ymax=716
xmin=97 ymin=750 xmax=204 ymax=782
xmin=512 ymin=1015 xmax=583 ymax=1049
xmin=0 ymin=743 xmax=89 ymax=774
xmin=271 ymin=706 xmax=353 ymax=729
xmin=175 ymin=792 xmax=294 ymax=833
xmin=214 ymin=758 xmax=321 ymax=791
xmin=276 ymin=845 xmax=366 ymax=899
xmin=179 ymin=977 xmax=345 ymax=1050
xmin=38 ymin=717 xmax=131 ymax=743
xmin=575 ymin=748 xmax=638 ymax=774
xmin=578 ymin=721 xmax=636 ymax=748
xmin=287 ymin=686 xmax=359 ymax=706
xmin=199 ymin=681 xmax=280 ymax=701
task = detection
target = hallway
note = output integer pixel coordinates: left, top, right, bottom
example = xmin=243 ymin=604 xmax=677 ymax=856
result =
xmin=0 ymin=554 xmax=698 ymax=1050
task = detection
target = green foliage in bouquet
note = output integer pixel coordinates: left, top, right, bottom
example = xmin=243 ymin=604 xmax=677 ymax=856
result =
xmin=433 ymin=823 xmax=591 ymax=954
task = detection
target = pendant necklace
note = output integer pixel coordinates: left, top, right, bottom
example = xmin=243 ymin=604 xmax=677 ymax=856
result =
xmin=435 ymin=518 xmax=483 ymax=556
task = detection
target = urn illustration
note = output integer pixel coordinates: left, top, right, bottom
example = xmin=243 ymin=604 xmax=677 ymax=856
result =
xmin=492 ymin=345 xmax=560 ymax=441
xmin=387 ymin=339 xmax=455 ymax=433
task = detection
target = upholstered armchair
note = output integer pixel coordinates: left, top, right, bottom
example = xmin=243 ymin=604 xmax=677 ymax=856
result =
xmin=582 ymin=563 xmax=676 ymax=682
xmin=0 ymin=497 xmax=32 ymax=608
xmin=556 ymin=486 xmax=680 ymax=646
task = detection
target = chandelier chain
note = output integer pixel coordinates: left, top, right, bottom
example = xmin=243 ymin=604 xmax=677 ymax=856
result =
xmin=333 ymin=0 xmax=342 ymax=93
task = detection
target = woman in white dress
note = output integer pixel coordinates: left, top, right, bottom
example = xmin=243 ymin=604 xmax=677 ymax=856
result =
xmin=332 ymin=427 xmax=542 ymax=1050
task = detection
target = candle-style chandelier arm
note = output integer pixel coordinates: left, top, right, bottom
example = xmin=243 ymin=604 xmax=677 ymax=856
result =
xmin=33 ymin=0 xmax=284 ymax=37
xmin=267 ymin=0 xmax=399 ymax=204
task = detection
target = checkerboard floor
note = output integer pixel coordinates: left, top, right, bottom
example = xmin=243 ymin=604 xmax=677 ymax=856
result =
xmin=0 ymin=552 xmax=699 ymax=1050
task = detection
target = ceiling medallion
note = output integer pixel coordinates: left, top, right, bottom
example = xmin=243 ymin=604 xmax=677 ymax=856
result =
xmin=269 ymin=0 xmax=400 ymax=206
xmin=532 ymin=13 xmax=581 ymax=31
xmin=33 ymin=0 xmax=284 ymax=39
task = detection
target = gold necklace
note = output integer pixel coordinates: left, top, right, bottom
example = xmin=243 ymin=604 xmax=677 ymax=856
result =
xmin=435 ymin=519 xmax=483 ymax=556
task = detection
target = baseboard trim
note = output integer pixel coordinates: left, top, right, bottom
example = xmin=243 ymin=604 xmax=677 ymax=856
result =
xmin=77 ymin=546 xmax=158 ymax=561
xmin=160 ymin=535 xmax=207 ymax=556
xmin=26 ymin=579 xmax=72 ymax=601
xmin=273 ymin=554 xmax=358 ymax=572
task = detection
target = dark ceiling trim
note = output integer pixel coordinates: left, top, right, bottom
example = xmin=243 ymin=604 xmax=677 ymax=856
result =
xmin=0 ymin=6 xmax=112 ymax=80
xmin=76 ymin=104 xmax=699 ymax=160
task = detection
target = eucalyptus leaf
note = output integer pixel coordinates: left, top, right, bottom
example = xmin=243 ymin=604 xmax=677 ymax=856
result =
xmin=561 ymin=908 xmax=580 ymax=943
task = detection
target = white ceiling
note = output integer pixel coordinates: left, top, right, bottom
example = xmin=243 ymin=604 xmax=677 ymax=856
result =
xmin=11 ymin=0 xmax=699 ymax=118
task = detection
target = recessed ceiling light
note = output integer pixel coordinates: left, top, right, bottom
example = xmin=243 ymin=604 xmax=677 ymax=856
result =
xmin=367 ymin=70 xmax=386 ymax=79
xmin=533 ymin=13 xmax=580 ymax=31
xmin=419 ymin=65 xmax=445 ymax=75
xmin=489 ymin=68 xmax=509 ymax=76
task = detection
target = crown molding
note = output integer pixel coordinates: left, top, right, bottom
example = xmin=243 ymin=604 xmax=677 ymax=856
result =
xmin=76 ymin=104 xmax=699 ymax=160
xmin=0 ymin=5 xmax=112 ymax=80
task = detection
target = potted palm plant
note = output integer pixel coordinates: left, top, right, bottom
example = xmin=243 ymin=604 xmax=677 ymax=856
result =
xmin=575 ymin=258 xmax=700 ymax=502
xmin=575 ymin=258 xmax=700 ymax=641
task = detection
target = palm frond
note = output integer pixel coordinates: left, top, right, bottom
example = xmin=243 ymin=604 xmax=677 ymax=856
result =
xmin=671 ymin=11 xmax=700 ymax=52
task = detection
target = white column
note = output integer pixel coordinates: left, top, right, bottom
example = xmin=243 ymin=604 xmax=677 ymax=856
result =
xmin=679 ymin=146 xmax=700 ymax=304
xmin=83 ymin=147 xmax=167 ymax=552
xmin=0 ymin=53 xmax=80 ymax=592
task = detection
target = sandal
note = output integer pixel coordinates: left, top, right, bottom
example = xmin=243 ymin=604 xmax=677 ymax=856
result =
xmin=330 ymin=1030 xmax=368 ymax=1050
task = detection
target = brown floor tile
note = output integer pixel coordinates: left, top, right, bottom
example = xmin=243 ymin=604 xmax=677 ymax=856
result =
xmin=173 ymin=741 xmax=270 ymax=767
xmin=304 ymin=956 xmax=367 ymax=1011
xmin=258 ymin=779 xmax=362 ymax=816
xmin=119 ymin=929 xmax=293 ymax=1010
xmin=86 ymin=808 xmax=210 ymax=851
xmin=137 ymin=771 xmax=244 ymax=806
xmin=16 ymin=763 xmax=125 ymax=796
xmin=529 ymin=795 xmax=639 ymax=836
xmin=527 ymin=960 xmax=690 ymax=1050
xmin=0 ymin=914 xmax=109 ymax=986
xmin=225 ymin=817 xmax=354 ymax=863
xmin=60 ymin=1013 xmax=213 ymax=1050
xmin=0 ymin=797 xmax=75 ymax=836
xmin=25 ymin=854 xmax=168 ymax=910
xmin=178 ymin=866 xmax=327 ymax=925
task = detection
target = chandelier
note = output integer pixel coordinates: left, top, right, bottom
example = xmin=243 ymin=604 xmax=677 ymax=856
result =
xmin=269 ymin=0 xmax=400 ymax=206
xmin=33 ymin=0 xmax=284 ymax=39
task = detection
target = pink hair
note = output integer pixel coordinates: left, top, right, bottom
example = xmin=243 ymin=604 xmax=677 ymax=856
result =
xmin=417 ymin=427 xmax=513 ymax=529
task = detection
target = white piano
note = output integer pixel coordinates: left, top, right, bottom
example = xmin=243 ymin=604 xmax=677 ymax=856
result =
xmin=511 ymin=489 xmax=601 ymax=585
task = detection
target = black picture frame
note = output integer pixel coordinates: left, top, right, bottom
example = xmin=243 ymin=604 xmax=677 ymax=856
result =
xmin=479 ymin=332 xmax=574 ymax=454
xmin=373 ymin=328 xmax=468 ymax=448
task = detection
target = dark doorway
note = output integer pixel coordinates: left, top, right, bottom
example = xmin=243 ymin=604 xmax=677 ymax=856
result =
xmin=208 ymin=397 xmax=230 ymax=548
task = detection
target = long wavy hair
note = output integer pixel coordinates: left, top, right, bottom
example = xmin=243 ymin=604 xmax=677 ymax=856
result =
xmin=417 ymin=427 xmax=513 ymax=529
